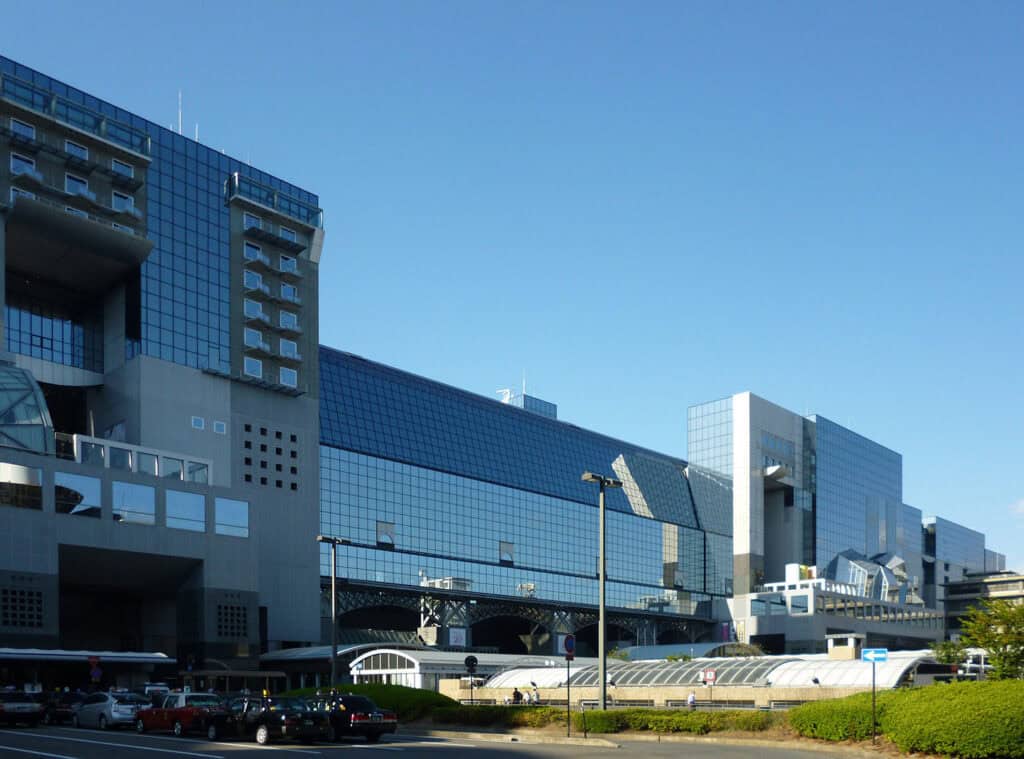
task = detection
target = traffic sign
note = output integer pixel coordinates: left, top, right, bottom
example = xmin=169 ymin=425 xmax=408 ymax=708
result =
xmin=464 ymin=655 xmax=478 ymax=674
xmin=862 ymin=648 xmax=889 ymax=663
xmin=703 ymin=668 xmax=717 ymax=683
xmin=563 ymin=634 xmax=575 ymax=660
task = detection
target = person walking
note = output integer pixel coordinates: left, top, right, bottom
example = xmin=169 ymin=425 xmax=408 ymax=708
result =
xmin=512 ymin=687 xmax=522 ymax=704
xmin=687 ymin=690 xmax=696 ymax=711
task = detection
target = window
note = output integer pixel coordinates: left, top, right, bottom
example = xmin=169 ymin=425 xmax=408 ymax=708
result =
xmin=112 ymin=482 xmax=155 ymax=525
xmin=136 ymin=452 xmax=158 ymax=476
xmin=243 ymin=212 xmax=262 ymax=230
xmin=376 ymin=521 xmax=395 ymax=549
xmin=10 ymin=152 xmax=35 ymax=175
xmin=112 ymin=191 xmax=133 ymax=212
xmin=279 ymin=367 xmax=297 ymax=387
xmin=10 ymin=118 xmax=35 ymax=139
xmin=279 ymin=338 xmax=298 ymax=359
xmin=243 ymin=270 xmax=263 ymax=290
xmin=10 ymin=187 xmax=35 ymax=203
xmin=279 ymin=311 xmax=298 ymax=330
xmin=243 ymin=241 xmax=263 ymax=262
xmin=790 ymin=594 xmax=810 ymax=614
xmin=244 ymin=328 xmax=262 ymax=349
xmin=243 ymin=299 xmax=264 ymax=319
xmin=0 ymin=463 xmax=43 ymax=511
xmin=279 ymin=255 xmax=297 ymax=274
xmin=215 ymin=498 xmax=249 ymax=537
xmin=162 ymin=457 xmax=183 ymax=480
xmin=213 ymin=420 xmax=227 ymax=435
xmin=244 ymin=357 xmax=263 ymax=379
xmin=65 ymin=173 xmax=89 ymax=197
xmin=281 ymin=283 xmax=298 ymax=302
xmin=279 ymin=226 xmax=297 ymax=243
xmin=167 ymin=490 xmax=205 ymax=532
xmin=65 ymin=140 xmax=89 ymax=160
xmin=111 ymin=158 xmax=134 ymax=178
xmin=109 ymin=447 xmax=131 ymax=471
xmin=499 ymin=541 xmax=515 ymax=566
xmin=191 ymin=416 xmax=205 ymax=430
xmin=186 ymin=462 xmax=209 ymax=484
xmin=55 ymin=473 xmax=101 ymax=518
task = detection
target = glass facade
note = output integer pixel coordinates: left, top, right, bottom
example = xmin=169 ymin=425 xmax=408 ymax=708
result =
xmin=687 ymin=398 xmax=733 ymax=477
xmin=319 ymin=349 xmax=733 ymax=614
xmin=930 ymin=517 xmax=985 ymax=575
xmin=0 ymin=56 xmax=319 ymax=373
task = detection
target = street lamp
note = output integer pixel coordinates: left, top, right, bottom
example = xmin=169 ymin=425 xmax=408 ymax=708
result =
xmin=317 ymin=534 xmax=348 ymax=689
xmin=581 ymin=471 xmax=623 ymax=711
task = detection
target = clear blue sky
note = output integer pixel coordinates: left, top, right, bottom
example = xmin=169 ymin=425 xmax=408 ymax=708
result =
xmin=5 ymin=1 xmax=1022 ymax=570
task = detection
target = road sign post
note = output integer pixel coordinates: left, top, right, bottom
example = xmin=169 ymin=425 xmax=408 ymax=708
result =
xmin=703 ymin=668 xmax=717 ymax=703
xmin=563 ymin=634 xmax=576 ymax=737
xmin=861 ymin=648 xmax=888 ymax=744
xmin=464 ymin=655 xmax=478 ymax=706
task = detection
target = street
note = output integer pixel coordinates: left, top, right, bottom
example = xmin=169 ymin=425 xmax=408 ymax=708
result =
xmin=1 ymin=726 xmax=840 ymax=758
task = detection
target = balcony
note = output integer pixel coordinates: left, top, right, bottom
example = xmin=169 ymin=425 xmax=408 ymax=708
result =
xmin=278 ymin=349 xmax=303 ymax=364
xmin=244 ymin=309 xmax=271 ymax=326
xmin=276 ymin=320 xmax=302 ymax=336
xmin=1 ymin=73 xmax=151 ymax=159
xmin=10 ymin=163 xmax=45 ymax=188
xmin=56 ymin=433 xmax=212 ymax=484
xmin=242 ymin=245 xmax=272 ymax=270
xmin=112 ymin=204 xmax=143 ymax=222
xmin=243 ymin=338 xmax=274 ymax=357
xmin=226 ymin=172 xmax=322 ymax=230
xmin=278 ymin=261 xmax=304 ymax=282
xmin=244 ymin=282 xmax=272 ymax=300
xmin=2 ymin=123 xmax=43 ymax=153
xmin=243 ymin=222 xmax=307 ymax=254
xmin=279 ymin=291 xmax=302 ymax=307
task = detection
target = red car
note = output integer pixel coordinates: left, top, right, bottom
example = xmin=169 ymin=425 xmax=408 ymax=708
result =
xmin=135 ymin=692 xmax=226 ymax=739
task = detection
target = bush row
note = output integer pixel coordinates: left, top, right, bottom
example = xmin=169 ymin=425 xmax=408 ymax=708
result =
xmin=282 ymin=683 xmax=456 ymax=722
xmin=787 ymin=680 xmax=1024 ymax=759
xmin=432 ymin=706 xmax=564 ymax=728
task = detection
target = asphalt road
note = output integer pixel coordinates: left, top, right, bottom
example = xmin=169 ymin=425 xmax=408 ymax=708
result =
xmin=0 ymin=726 xmax=838 ymax=758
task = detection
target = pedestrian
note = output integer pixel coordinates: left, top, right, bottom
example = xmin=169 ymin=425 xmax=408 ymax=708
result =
xmin=512 ymin=687 xmax=522 ymax=704
xmin=532 ymin=686 xmax=540 ymax=705
xmin=687 ymin=690 xmax=696 ymax=711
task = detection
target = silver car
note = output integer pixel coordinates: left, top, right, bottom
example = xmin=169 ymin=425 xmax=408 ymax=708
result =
xmin=73 ymin=691 xmax=150 ymax=730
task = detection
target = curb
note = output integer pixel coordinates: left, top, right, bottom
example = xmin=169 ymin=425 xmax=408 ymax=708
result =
xmin=404 ymin=728 xmax=620 ymax=748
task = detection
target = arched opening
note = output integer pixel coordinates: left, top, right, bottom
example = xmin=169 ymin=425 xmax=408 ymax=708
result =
xmin=573 ymin=621 xmax=634 ymax=658
xmin=335 ymin=606 xmax=419 ymax=640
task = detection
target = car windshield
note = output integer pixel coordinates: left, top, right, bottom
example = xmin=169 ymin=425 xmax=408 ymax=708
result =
xmin=115 ymin=694 xmax=149 ymax=705
xmin=267 ymin=697 xmax=304 ymax=712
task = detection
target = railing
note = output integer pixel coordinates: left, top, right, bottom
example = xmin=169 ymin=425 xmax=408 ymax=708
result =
xmin=1 ymin=73 xmax=151 ymax=157
xmin=226 ymin=172 xmax=322 ymax=228
xmin=55 ymin=432 xmax=213 ymax=484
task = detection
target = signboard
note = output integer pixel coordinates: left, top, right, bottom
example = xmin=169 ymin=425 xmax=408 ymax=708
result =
xmin=703 ymin=668 xmax=717 ymax=683
xmin=562 ymin=633 xmax=575 ymax=661
xmin=862 ymin=648 xmax=889 ymax=663
xmin=448 ymin=627 xmax=467 ymax=647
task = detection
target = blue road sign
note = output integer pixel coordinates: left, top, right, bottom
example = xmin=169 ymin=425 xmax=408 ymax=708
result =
xmin=862 ymin=648 xmax=889 ymax=663
xmin=563 ymin=634 xmax=576 ymax=654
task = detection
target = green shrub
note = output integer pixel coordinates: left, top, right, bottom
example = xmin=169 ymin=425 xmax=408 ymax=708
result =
xmin=432 ymin=706 xmax=563 ymax=728
xmin=787 ymin=691 xmax=889 ymax=741
xmin=572 ymin=709 xmax=625 ymax=733
xmin=282 ymin=683 xmax=456 ymax=722
xmin=571 ymin=708 xmax=779 ymax=735
xmin=880 ymin=680 xmax=1024 ymax=759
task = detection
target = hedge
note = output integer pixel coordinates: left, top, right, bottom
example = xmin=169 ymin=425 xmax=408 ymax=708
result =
xmin=788 ymin=680 xmax=1024 ymax=758
xmin=432 ymin=706 xmax=564 ymax=728
xmin=282 ymin=683 xmax=456 ymax=721
xmin=571 ymin=708 xmax=779 ymax=734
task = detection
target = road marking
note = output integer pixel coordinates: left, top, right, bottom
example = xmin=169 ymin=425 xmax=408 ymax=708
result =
xmin=45 ymin=728 xmax=322 ymax=755
xmin=0 ymin=730 xmax=224 ymax=758
xmin=350 ymin=747 xmax=402 ymax=752
xmin=0 ymin=745 xmax=79 ymax=759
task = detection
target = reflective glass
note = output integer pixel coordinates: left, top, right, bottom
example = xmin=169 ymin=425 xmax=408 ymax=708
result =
xmin=167 ymin=490 xmax=205 ymax=532
xmin=215 ymin=497 xmax=248 ymax=537
xmin=55 ymin=472 xmax=101 ymax=518
xmin=112 ymin=481 xmax=155 ymax=525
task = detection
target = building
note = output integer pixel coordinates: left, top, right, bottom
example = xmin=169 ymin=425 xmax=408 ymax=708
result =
xmin=317 ymin=350 xmax=734 ymax=656
xmin=687 ymin=392 xmax=1005 ymax=653
xmin=1 ymin=56 xmax=323 ymax=680
xmin=944 ymin=571 xmax=1024 ymax=640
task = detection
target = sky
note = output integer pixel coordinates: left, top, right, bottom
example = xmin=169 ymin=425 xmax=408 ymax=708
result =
xmin=3 ymin=1 xmax=1022 ymax=571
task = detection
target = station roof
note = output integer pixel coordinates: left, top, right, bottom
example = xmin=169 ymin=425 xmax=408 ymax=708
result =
xmin=0 ymin=648 xmax=174 ymax=664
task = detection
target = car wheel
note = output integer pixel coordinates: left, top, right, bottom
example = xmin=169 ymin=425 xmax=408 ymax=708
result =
xmin=136 ymin=718 xmax=145 ymax=733
xmin=255 ymin=724 xmax=270 ymax=745
xmin=206 ymin=723 xmax=218 ymax=741
xmin=72 ymin=714 xmax=80 ymax=729
xmin=98 ymin=715 xmax=108 ymax=730
xmin=173 ymin=720 xmax=184 ymax=737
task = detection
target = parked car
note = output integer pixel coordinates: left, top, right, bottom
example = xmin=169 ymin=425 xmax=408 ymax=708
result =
xmin=0 ymin=692 xmax=45 ymax=727
xmin=136 ymin=691 xmax=227 ymax=738
xmin=73 ymin=691 xmax=150 ymax=730
xmin=42 ymin=691 xmax=85 ymax=725
xmin=312 ymin=693 xmax=397 ymax=743
xmin=211 ymin=695 xmax=327 ymax=745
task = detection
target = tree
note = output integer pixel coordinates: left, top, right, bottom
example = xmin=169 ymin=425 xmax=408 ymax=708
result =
xmin=959 ymin=598 xmax=1024 ymax=679
xmin=930 ymin=638 xmax=967 ymax=667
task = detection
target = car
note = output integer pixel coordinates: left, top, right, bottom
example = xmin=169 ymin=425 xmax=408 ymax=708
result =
xmin=42 ymin=691 xmax=85 ymax=725
xmin=136 ymin=691 xmax=227 ymax=739
xmin=0 ymin=692 xmax=45 ymax=726
xmin=211 ymin=695 xmax=328 ymax=745
xmin=73 ymin=691 xmax=150 ymax=730
xmin=312 ymin=693 xmax=397 ymax=743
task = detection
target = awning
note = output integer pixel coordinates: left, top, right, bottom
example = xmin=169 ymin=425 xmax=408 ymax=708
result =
xmin=0 ymin=648 xmax=175 ymax=664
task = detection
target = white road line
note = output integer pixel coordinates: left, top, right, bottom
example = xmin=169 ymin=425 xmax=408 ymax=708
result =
xmin=0 ymin=730 xmax=223 ymax=758
xmin=45 ymin=728 xmax=321 ymax=755
xmin=0 ymin=745 xmax=79 ymax=759
xmin=350 ymin=747 xmax=403 ymax=752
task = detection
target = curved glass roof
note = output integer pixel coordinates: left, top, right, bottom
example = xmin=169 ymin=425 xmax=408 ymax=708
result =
xmin=0 ymin=363 xmax=54 ymax=454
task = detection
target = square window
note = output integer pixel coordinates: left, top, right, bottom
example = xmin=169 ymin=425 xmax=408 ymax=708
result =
xmin=65 ymin=140 xmax=89 ymax=160
xmin=275 ymin=464 xmax=282 ymax=472
xmin=279 ymin=367 xmax=298 ymax=387
xmin=244 ymin=327 xmax=263 ymax=349
xmin=244 ymin=212 xmax=262 ymax=230
xmin=10 ymin=153 xmax=36 ymax=176
xmin=10 ymin=119 xmax=35 ymax=140
xmin=243 ymin=356 xmax=262 ymax=379
xmin=275 ymin=480 xmax=282 ymax=488
xmin=243 ymin=299 xmax=264 ymax=319
xmin=111 ymin=159 xmax=134 ymax=178
xmin=290 ymin=450 xmax=297 ymax=459
xmin=289 ymin=434 xmax=297 ymax=443
xmin=244 ymin=474 xmax=252 ymax=482
xmin=244 ymin=440 xmax=252 ymax=449
xmin=290 ymin=466 xmax=297 ymax=475
xmin=244 ymin=457 xmax=252 ymax=466
xmin=260 ymin=477 xmax=267 ymax=485
xmin=260 ymin=461 xmax=267 ymax=469
xmin=244 ymin=424 xmax=252 ymax=432
xmin=65 ymin=173 xmax=89 ymax=197
xmin=191 ymin=416 xmax=205 ymax=430
xmin=260 ymin=444 xmax=267 ymax=452
xmin=260 ymin=428 xmax=267 ymax=436
xmin=275 ymin=431 xmax=282 ymax=440
xmin=275 ymin=448 xmax=282 ymax=456
xmin=290 ymin=482 xmax=298 ymax=491
xmin=213 ymin=421 xmax=227 ymax=435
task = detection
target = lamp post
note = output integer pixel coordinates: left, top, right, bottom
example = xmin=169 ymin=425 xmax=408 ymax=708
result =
xmin=316 ymin=534 xmax=347 ymax=689
xmin=581 ymin=471 xmax=623 ymax=711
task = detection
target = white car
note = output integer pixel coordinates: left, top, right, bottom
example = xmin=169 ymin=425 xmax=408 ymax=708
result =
xmin=73 ymin=691 xmax=150 ymax=729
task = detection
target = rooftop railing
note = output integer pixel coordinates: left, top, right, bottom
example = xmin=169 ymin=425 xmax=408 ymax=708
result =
xmin=226 ymin=172 xmax=322 ymax=229
xmin=1 ymin=74 xmax=151 ymax=158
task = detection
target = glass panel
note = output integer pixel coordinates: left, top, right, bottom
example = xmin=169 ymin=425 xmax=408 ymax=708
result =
xmin=186 ymin=462 xmax=209 ymax=484
xmin=167 ymin=490 xmax=205 ymax=532
xmin=112 ymin=481 xmax=155 ymax=525
xmin=0 ymin=462 xmax=43 ymax=510
xmin=279 ymin=367 xmax=297 ymax=387
xmin=65 ymin=140 xmax=89 ymax=160
xmin=244 ymin=357 xmax=262 ymax=378
xmin=109 ymin=447 xmax=132 ymax=471
xmin=81 ymin=441 xmax=105 ymax=467
xmin=136 ymin=452 xmax=158 ymax=476
xmin=111 ymin=159 xmax=134 ymax=178
xmin=215 ymin=498 xmax=249 ymax=537
xmin=55 ymin=472 xmax=102 ymax=518
xmin=10 ymin=119 xmax=35 ymax=139
xmin=279 ymin=227 xmax=297 ymax=243
xmin=162 ymin=457 xmax=183 ymax=480
xmin=112 ymin=192 xmax=133 ymax=212
xmin=244 ymin=212 xmax=262 ymax=230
